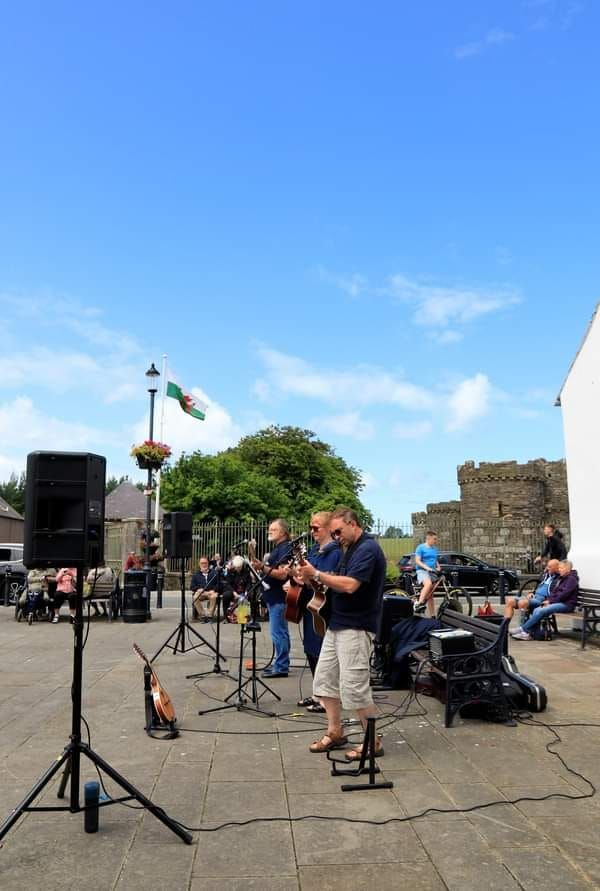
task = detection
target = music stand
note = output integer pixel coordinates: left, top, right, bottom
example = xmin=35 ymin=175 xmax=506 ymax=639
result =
xmin=0 ymin=568 xmax=191 ymax=844
xmin=151 ymin=557 xmax=225 ymax=664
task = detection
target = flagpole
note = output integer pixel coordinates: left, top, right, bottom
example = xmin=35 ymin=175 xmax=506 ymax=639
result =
xmin=154 ymin=354 xmax=168 ymax=531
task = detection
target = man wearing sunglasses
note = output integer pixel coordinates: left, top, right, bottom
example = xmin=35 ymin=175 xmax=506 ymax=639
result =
xmin=297 ymin=506 xmax=386 ymax=759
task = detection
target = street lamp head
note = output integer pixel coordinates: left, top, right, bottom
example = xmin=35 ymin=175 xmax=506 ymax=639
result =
xmin=145 ymin=362 xmax=160 ymax=392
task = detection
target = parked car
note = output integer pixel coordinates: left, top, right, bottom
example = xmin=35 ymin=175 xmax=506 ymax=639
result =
xmin=397 ymin=551 xmax=519 ymax=595
xmin=0 ymin=543 xmax=27 ymax=605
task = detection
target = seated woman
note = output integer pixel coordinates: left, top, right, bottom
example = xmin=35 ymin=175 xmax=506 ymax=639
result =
xmin=512 ymin=560 xmax=579 ymax=641
xmin=504 ymin=559 xmax=560 ymax=624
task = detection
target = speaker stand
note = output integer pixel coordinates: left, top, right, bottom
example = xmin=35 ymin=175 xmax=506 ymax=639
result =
xmin=151 ymin=558 xmax=226 ymax=664
xmin=0 ymin=569 xmax=191 ymax=845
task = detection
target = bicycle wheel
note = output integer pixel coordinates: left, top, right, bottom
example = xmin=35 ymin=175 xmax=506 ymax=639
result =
xmin=442 ymin=586 xmax=472 ymax=617
xmin=519 ymin=578 xmax=539 ymax=597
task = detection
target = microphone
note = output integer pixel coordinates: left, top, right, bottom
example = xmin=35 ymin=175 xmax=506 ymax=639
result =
xmin=290 ymin=532 xmax=308 ymax=546
xmin=230 ymin=538 xmax=249 ymax=551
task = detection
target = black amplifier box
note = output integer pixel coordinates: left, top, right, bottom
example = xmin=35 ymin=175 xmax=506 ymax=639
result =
xmin=428 ymin=629 xmax=475 ymax=664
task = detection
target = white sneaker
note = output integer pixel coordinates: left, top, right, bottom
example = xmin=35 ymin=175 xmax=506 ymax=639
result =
xmin=52 ymin=615 xmax=59 ymax=624
xmin=511 ymin=629 xmax=531 ymax=640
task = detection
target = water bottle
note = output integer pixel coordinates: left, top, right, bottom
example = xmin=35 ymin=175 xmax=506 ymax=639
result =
xmin=84 ymin=780 xmax=100 ymax=833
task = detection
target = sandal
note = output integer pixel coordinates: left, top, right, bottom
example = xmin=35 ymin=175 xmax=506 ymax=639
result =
xmin=306 ymin=701 xmax=326 ymax=713
xmin=309 ymin=733 xmax=348 ymax=753
xmin=297 ymin=697 xmax=314 ymax=707
xmin=344 ymin=740 xmax=384 ymax=761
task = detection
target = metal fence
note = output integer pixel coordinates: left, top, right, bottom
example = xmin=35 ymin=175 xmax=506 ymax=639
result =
xmin=165 ymin=518 xmax=414 ymax=570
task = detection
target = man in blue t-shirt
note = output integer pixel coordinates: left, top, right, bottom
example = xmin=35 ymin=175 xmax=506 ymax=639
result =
xmin=414 ymin=531 xmax=441 ymax=616
xmin=252 ymin=518 xmax=292 ymax=677
xmin=298 ymin=506 xmax=386 ymax=760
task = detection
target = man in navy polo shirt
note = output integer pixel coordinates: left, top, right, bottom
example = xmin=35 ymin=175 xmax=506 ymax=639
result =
xmin=253 ymin=518 xmax=293 ymax=678
xmin=298 ymin=506 xmax=386 ymax=758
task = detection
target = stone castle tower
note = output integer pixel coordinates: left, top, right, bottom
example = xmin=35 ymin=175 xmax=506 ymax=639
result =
xmin=411 ymin=458 xmax=569 ymax=568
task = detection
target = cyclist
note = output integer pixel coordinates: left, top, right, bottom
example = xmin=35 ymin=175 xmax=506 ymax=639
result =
xmin=414 ymin=530 xmax=441 ymax=617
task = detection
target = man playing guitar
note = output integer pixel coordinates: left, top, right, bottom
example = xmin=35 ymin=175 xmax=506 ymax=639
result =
xmin=252 ymin=518 xmax=292 ymax=678
xmin=291 ymin=511 xmax=340 ymax=712
xmin=297 ymin=507 xmax=386 ymax=759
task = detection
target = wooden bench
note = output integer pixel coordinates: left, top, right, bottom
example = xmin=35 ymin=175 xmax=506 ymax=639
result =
xmin=84 ymin=577 xmax=120 ymax=621
xmin=527 ymin=588 xmax=600 ymax=649
xmin=412 ymin=608 xmax=511 ymax=727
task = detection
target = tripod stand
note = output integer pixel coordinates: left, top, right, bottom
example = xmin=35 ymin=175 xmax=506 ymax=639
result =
xmin=186 ymin=574 xmax=233 ymax=681
xmin=198 ymin=571 xmax=280 ymax=717
xmin=151 ymin=558 xmax=224 ymax=664
xmin=0 ymin=568 xmax=191 ymax=845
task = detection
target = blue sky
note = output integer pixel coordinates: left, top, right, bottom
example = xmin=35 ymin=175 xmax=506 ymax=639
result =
xmin=0 ymin=0 xmax=598 ymax=522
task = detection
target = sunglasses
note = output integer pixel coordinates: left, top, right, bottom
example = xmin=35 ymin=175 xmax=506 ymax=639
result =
xmin=309 ymin=525 xmax=321 ymax=532
xmin=331 ymin=527 xmax=344 ymax=538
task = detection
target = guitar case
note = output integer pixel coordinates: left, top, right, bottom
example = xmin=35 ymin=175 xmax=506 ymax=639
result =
xmin=501 ymin=654 xmax=547 ymax=712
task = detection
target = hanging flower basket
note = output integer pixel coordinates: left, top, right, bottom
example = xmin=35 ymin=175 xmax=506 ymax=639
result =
xmin=130 ymin=440 xmax=172 ymax=471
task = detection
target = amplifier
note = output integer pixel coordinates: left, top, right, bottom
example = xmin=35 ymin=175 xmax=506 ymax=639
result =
xmin=428 ymin=629 xmax=475 ymax=665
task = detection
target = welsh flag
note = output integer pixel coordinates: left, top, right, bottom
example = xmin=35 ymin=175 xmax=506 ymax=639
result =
xmin=166 ymin=381 xmax=207 ymax=421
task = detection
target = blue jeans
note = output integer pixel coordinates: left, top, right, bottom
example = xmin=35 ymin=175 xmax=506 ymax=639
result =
xmin=522 ymin=602 xmax=571 ymax=633
xmin=268 ymin=602 xmax=290 ymax=673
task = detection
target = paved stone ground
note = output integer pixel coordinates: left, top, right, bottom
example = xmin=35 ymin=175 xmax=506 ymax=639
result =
xmin=1 ymin=597 xmax=600 ymax=890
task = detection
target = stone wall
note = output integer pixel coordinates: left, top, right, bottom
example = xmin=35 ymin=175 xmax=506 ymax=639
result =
xmin=411 ymin=458 xmax=570 ymax=569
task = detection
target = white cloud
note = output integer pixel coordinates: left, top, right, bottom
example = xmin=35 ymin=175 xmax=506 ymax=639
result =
xmin=455 ymin=27 xmax=516 ymax=60
xmin=445 ymin=373 xmax=492 ymax=431
xmin=0 ymin=396 xmax=123 ymax=451
xmin=252 ymin=378 xmax=270 ymax=402
xmin=317 ymin=266 xmax=368 ymax=298
xmin=392 ymin=420 xmax=434 ymax=440
xmin=0 ymin=349 xmax=141 ymax=404
xmin=360 ymin=470 xmax=379 ymax=490
xmin=310 ymin=412 xmax=375 ymax=441
xmin=256 ymin=347 xmax=434 ymax=410
xmin=385 ymin=274 xmax=520 ymax=331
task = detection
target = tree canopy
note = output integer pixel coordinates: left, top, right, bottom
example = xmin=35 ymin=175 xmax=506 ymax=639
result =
xmin=160 ymin=425 xmax=372 ymax=525
xmin=0 ymin=472 xmax=26 ymax=515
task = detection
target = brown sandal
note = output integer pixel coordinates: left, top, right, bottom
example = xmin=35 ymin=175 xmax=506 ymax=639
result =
xmin=309 ymin=733 xmax=348 ymax=753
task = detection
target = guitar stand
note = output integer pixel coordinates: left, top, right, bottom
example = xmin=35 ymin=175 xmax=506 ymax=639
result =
xmin=327 ymin=718 xmax=393 ymax=792
xmin=143 ymin=664 xmax=179 ymax=739
xmin=151 ymin=558 xmax=225 ymax=665
xmin=0 ymin=569 xmax=191 ymax=845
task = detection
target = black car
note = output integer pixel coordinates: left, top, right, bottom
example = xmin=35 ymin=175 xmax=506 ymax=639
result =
xmin=397 ymin=551 xmax=518 ymax=595
xmin=0 ymin=543 xmax=27 ymax=605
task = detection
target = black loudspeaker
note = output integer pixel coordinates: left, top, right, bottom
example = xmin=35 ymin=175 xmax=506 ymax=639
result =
xmin=162 ymin=512 xmax=193 ymax=559
xmin=23 ymin=452 xmax=106 ymax=568
xmin=377 ymin=593 xmax=415 ymax=645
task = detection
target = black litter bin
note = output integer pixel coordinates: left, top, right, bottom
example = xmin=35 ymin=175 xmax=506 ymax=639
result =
xmin=122 ymin=570 xmax=148 ymax=623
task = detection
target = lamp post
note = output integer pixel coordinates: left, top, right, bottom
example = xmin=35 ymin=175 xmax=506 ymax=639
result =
xmin=144 ymin=362 xmax=160 ymax=618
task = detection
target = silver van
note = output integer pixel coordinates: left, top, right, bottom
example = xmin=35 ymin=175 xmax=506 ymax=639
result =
xmin=0 ymin=543 xmax=27 ymax=604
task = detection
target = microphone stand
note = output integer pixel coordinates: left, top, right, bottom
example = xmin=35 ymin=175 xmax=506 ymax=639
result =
xmin=198 ymin=560 xmax=281 ymax=717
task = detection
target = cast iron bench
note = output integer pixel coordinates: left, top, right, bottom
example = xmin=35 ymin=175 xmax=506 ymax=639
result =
xmin=411 ymin=607 xmax=511 ymax=727
xmin=530 ymin=588 xmax=600 ymax=648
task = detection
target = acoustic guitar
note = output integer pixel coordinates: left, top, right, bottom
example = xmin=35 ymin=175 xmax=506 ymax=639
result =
xmin=283 ymin=538 xmax=330 ymax=635
xmin=132 ymin=643 xmax=176 ymax=725
xmin=283 ymin=539 xmax=309 ymax=623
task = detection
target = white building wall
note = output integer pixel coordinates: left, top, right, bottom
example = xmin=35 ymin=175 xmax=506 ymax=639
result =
xmin=560 ymin=307 xmax=600 ymax=588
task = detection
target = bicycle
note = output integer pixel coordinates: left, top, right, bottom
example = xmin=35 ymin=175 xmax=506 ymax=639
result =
xmin=398 ymin=570 xmax=473 ymax=617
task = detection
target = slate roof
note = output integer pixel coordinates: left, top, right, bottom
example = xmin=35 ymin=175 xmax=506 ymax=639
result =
xmin=0 ymin=495 xmax=23 ymax=521
xmin=105 ymin=481 xmax=163 ymax=521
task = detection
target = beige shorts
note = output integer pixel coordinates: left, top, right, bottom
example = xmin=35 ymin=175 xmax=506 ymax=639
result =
xmin=313 ymin=628 xmax=374 ymax=711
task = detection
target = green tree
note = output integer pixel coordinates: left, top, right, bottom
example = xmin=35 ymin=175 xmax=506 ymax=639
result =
xmin=160 ymin=426 xmax=372 ymax=524
xmin=0 ymin=472 xmax=26 ymax=515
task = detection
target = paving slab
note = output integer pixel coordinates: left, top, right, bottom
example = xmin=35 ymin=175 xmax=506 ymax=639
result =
xmin=2 ymin=602 xmax=600 ymax=890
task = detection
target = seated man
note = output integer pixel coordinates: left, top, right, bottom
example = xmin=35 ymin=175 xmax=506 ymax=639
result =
xmin=191 ymin=556 xmax=220 ymax=621
xmin=504 ymin=559 xmax=560 ymax=623
xmin=512 ymin=560 xmax=579 ymax=640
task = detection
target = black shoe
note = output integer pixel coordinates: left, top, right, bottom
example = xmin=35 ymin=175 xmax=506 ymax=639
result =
xmin=413 ymin=602 xmax=427 ymax=615
xmin=262 ymin=669 xmax=289 ymax=678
